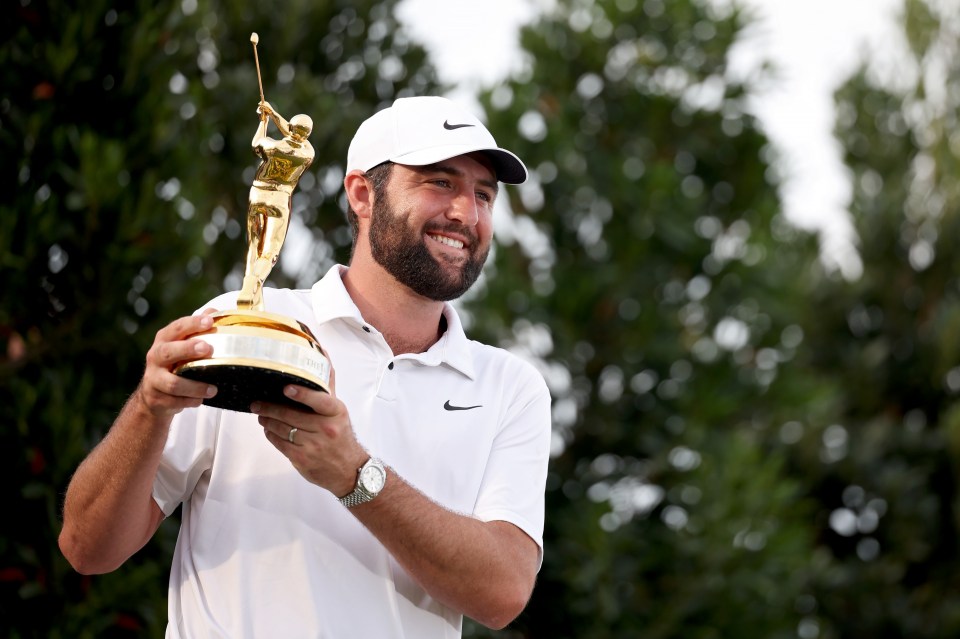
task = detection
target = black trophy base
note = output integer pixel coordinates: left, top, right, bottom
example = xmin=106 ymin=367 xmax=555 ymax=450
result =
xmin=178 ymin=364 xmax=327 ymax=413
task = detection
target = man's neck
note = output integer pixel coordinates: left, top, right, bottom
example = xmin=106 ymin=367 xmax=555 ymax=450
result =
xmin=341 ymin=260 xmax=446 ymax=355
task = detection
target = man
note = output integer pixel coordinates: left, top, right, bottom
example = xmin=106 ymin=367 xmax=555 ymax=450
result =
xmin=238 ymin=100 xmax=314 ymax=310
xmin=59 ymin=96 xmax=552 ymax=638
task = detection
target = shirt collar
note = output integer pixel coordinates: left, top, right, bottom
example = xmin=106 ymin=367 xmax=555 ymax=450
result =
xmin=310 ymin=264 xmax=476 ymax=379
xmin=310 ymin=264 xmax=366 ymax=326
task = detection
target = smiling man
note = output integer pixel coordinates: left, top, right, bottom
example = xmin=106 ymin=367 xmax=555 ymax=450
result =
xmin=59 ymin=96 xmax=552 ymax=638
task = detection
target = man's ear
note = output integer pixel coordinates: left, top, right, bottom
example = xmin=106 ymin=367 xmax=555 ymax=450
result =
xmin=344 ymin=171 xmax=374 ymax=220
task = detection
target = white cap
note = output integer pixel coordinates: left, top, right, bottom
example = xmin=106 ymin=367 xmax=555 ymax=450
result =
xmin=346 ymin=96 xmax=528 ymax=184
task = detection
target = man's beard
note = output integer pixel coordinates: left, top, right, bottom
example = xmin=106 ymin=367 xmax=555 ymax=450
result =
xmin=368 ymin=194 xmax=488 ymax=302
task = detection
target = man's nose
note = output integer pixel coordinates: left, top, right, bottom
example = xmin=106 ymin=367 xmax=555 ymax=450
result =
xmin=446 ymin=191 xmax=479 ymax=226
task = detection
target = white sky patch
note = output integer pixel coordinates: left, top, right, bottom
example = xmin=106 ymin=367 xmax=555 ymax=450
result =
xmin=398 ymin=0 xmax=909 ymax=279
xmin=727 ymin=0 xmax=906 ymax=279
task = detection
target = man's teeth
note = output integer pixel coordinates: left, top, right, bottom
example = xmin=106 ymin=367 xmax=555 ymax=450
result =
xmin=429 ymin=234 xmax=464 ymax=249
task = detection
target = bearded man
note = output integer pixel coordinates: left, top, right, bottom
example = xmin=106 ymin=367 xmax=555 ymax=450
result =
xmin=59 ymin=96 xmax=551 ymax=638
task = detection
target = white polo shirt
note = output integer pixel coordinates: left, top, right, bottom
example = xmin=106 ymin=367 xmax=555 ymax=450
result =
xmin=153 ymin=265 xmax=552 ymax=639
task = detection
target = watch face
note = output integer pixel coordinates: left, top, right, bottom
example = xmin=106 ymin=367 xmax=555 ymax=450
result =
xmin=360 ymin=464 xmax=385 ymax=493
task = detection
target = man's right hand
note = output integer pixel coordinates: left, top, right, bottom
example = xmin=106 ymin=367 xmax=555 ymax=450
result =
xmin=135 ymin=309 xmax=219 ymax=418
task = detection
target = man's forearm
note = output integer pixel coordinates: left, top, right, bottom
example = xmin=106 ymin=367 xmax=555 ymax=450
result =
xmin=351 ymin=470 xmax=539 ymax=629
xmin=58 ymin=389 xmax=170 ymax=574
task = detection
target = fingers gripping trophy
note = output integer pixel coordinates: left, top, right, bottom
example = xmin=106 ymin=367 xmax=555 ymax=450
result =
xmin=175 ymin=33 xmax=331 ymax=412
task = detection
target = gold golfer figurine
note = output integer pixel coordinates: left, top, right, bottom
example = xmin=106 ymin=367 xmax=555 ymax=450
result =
xmin=237 ymin=33 xmax=315 ymax=311
xmin=175 ymin=33 xmax=330 ymax=413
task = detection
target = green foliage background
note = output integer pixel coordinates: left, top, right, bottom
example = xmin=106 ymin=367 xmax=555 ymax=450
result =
xmin=3 ymin=0 xmax=960 ymax=637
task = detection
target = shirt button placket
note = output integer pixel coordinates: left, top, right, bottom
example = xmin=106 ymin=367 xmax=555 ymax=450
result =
xmin=377 ymin=359 xmax=398 ymax=401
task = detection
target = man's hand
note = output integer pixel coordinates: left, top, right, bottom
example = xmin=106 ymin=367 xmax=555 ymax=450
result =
xmin=257 ymin=101 xmax=274 ymax=119
xmin=136 ymin=309 xmax=219 ymax=419
xmin=252 ymin=367 xmax=368 ymax=497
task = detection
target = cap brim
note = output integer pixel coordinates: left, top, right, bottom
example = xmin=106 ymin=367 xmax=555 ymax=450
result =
xmin=389 ymin=145 xmax=528 ymax=185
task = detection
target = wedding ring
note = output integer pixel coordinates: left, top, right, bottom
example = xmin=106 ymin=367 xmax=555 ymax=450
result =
xmin=287 ymin=427 xmax=298 ymax=444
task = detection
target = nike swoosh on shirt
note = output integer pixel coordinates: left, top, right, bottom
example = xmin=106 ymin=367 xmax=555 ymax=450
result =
xmin=443 ymin=400 xmax=482 ymax=411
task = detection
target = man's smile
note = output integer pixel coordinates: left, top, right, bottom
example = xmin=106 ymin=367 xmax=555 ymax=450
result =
xmin=427 ymin=233 xmax=466 ymax=250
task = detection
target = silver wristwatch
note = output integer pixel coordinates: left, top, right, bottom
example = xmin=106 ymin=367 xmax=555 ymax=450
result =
xmin=339 ymin=457 xmax=386 ymax=508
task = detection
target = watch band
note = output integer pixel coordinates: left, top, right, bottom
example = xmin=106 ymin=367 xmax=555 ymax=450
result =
xmin=338 ymin=457 xmax=386 ymax=508
xmin=339 ymin=489 xmax=373 ymax=508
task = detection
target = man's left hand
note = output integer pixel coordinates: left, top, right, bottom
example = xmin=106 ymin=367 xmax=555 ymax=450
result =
xmin=252 ymin=380 xmax=368 ymax=498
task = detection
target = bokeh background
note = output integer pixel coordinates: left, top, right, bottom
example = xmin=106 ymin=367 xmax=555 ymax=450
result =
xmin=4 ymin=0 xmax=960 ymax=637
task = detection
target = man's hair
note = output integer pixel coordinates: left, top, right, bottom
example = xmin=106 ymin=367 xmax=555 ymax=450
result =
xmin=347 ymin=161 xmax=393 ymax=251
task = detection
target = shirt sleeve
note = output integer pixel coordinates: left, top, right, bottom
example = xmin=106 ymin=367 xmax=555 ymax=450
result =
xmin=152 ymin=397 xmax=222 ymax=516
xmin=472 ymin=358 xmax=552 ymax=567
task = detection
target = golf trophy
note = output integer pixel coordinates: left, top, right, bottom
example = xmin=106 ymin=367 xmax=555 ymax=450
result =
xmin=175 ymin=33 xmax=331 ymax=412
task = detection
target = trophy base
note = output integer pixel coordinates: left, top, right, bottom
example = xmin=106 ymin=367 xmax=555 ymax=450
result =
xmin=178 ymin=363 xmax=326 ymax=413
xmin=174 ymin=309 xmax=331 ymax=414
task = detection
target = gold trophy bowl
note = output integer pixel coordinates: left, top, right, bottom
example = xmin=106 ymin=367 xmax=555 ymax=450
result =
xmin=175 ymin=309 xmax=330 ymax=412
xmin=174 ymin=32 xmax=330 ymax=413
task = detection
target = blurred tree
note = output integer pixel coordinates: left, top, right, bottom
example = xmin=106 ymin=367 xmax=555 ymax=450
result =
xmin=0 ymin=0 xmax=439 ymax=636
xmin=796 ymin=0 xmax=960 ymax=636
xmin=463 ymin=0 xmax=960 ymax=637
xmin=462 ymin=0 xmax=833 ymax=637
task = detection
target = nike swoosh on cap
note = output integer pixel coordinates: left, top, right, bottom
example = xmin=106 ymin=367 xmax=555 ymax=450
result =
xmin=443 ymin=120 xmax=475 ymax=131
xmin=443 ymin=400 xmax=482 ymax=411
